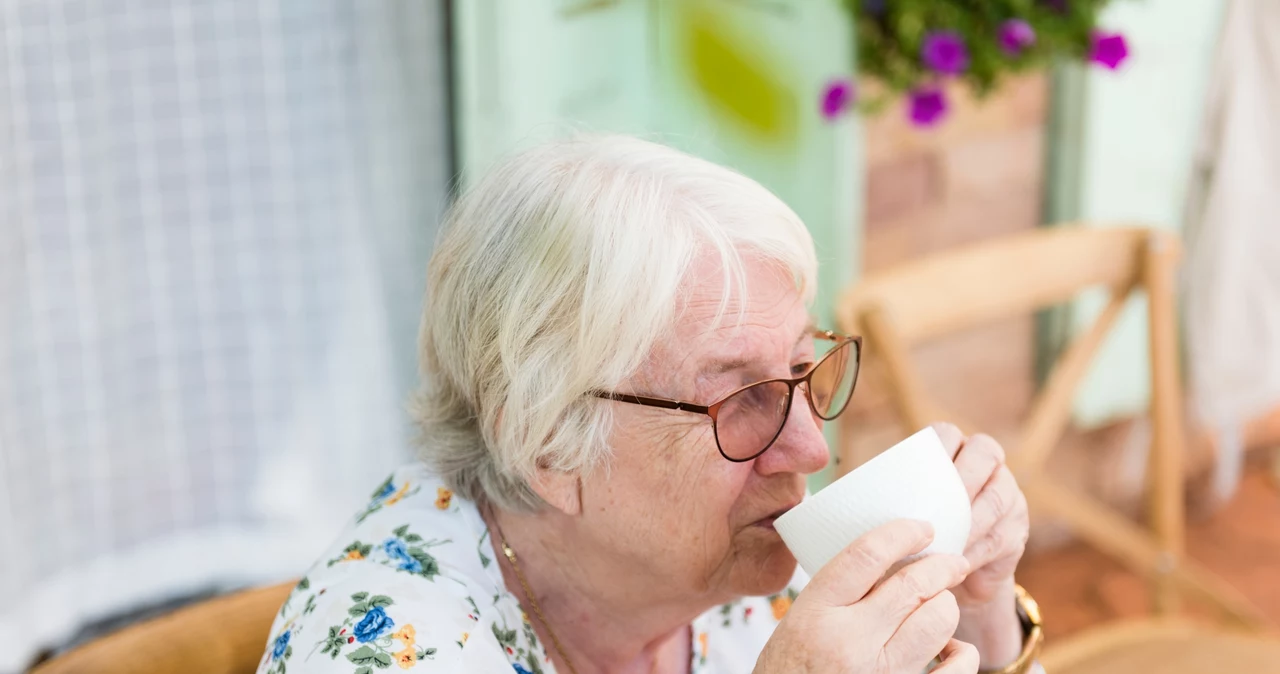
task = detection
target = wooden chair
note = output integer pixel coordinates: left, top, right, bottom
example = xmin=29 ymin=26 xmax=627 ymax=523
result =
xmin=835 ymin=225 xmax=1280 ymax=673
xmin=31 ymin=582 xmax=294 ymax=674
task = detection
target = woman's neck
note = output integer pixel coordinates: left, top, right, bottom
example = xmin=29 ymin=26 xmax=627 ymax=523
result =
xmin=484 ymin=505 xmax=709 ymax=674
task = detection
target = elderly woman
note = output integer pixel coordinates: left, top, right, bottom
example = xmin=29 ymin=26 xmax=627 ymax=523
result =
xmin=257 ymin=136 xmax=1039 ymax=674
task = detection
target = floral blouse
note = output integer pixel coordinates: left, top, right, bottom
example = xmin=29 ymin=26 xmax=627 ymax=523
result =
xmin=256 ymin=463 xmax=806 ymax=674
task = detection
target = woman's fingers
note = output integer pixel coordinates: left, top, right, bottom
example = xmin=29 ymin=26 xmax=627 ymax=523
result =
xmin=881 ymin=590 xmax=963 ymax=674
xmin=862 ymin=554 xmax=969 ymax=636
xmin=966 ymin=465 xmax=1021 ymax=546
xmin=931 ymin=422 xmax=965 ymax=460
xmin=931 ymin=639 xmax=981 ymax=674
xmin=806 ymin=519 xmax=935 ymax=607
xmin=952 ymin=433 xmax=1006 ymax=502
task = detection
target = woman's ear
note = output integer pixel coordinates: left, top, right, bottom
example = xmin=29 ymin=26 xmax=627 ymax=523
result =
xmin=528 ymin=465 xmax=582 ymax=516
xmin=495 ymin=406 xmax=582 ymax=515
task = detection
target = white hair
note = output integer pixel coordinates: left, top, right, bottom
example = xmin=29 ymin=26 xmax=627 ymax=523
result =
xmin=413 ymin=134 xmax=817 ymax=512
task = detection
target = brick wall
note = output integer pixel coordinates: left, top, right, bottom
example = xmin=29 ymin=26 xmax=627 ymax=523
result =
xmin=838 ymin=75 xmax=1205 ymax=548
xmin=841 ymin=74 xmax=1050 ymax=473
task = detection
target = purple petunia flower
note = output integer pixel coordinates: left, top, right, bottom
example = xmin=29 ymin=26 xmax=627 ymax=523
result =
xmin=820 ymin=78 xmax=856 ymax=121
xmin=921 ymin=31 xmax=969 ymax=75
xmin=908 ymin=87 xmax=948 ymax=127
xmin=998 ymin=19 xmax=1036 ymax=56
xmin=1090 ymin=31 xmax=1129 ymax=70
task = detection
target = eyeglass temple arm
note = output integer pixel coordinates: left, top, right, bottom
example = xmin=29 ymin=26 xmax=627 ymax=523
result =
xmin=593 ymin=391 xmax=711 ymax=415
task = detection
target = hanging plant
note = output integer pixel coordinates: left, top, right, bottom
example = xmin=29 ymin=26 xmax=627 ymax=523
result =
xmin=821 ymin=0 xmax=1129 ymax=127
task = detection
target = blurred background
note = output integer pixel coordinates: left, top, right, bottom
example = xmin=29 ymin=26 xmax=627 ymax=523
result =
xmin=3 ymin=1 xmax=1278 ymax=672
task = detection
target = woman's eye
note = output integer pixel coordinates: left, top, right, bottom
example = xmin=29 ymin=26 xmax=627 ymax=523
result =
xmin=791 ymin=361 xmax=814 ymax=376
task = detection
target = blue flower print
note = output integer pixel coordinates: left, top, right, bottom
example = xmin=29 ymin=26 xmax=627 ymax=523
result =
xmin=374 ymin=481 xmax=396 ymax=499
xmin=383 ymin=537 xmax=424 ymax=573
xmin=397 ymin=556 xmax=424 ymax=574
xmin=383 ymin=537 xmax=411 ymax=561
xmin=353 ymin=606 xmax=394 ymax=643
xmin=513 ymin=665 xmax=534 ymax=674
xmin=271 ymin=629 xmax=291 ymax=659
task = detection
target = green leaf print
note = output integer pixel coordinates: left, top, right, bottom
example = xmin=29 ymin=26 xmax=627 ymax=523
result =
xmin=347 ymin=645 xmax=378 ymax=664
xmin=393 ymin=525 xmax=410 ymax=537
xmin=477 ymin=530 xmax=493 ymax=568
xmin=320 ymin=626 xmax=346 ymax=658
xmin=368 ymin=594 xmax=394 ymax=609
xmin=403 ymin=533 xmax=423 ymax=543
xmin=356 ymin=504 xmax=383 ymax=523
xmin=373 ymin=651 xmax=393 ymax=668
xmin=279 ymin=576 xmax=311 ymax=617
xmin=349 ymin=602 xmax=370 ymax=617
xmin=491 ymin=622 xmax=519 ymax=647
xmin=522 ymin=619 xmax=540 ymax=650
xmin=371 ymin=475 xmax=394 ymax=500
xmin=409 ymin=550 xmax=441 ymax=580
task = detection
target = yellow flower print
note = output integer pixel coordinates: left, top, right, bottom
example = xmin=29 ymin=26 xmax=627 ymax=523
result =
xmin=435 ymin=487 xmax=453 ymax=510
xmin=344 ymin=549 xmax=364 ymax=561
xmin=384 ymin=482 xmax=412 ymax=506
xmin=392 ymin=625 xmax=417 ymax=645
xmin=460 ymin=632 xmax=469 ymax=645
xmin=395 ymin=646 xmax=418 ymax=669
xmin=770 ymin=595 xmax=792 ymax=621
xmin=698 ymin=631 xmax=708 ymax=655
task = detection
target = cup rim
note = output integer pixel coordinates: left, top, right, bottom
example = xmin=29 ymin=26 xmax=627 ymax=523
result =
xmin=775 ymin=426 xmax=949 ymax=528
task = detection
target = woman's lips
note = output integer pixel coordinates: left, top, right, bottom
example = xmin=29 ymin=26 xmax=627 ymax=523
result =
xmin=753 ymin=501 xmax=802 ymax=530
xmin=756 ymin=516 xmax=779 ymax=531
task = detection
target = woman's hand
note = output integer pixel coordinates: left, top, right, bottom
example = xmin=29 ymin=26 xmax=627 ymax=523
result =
xmin=755 ymin=520 xmax=980 ymax=674
xmin=933 ymin=423 xmax=1031 ymax=668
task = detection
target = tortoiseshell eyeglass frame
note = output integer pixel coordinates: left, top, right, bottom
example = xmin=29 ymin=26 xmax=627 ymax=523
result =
xmin=593 ymin=330 xmax=862 ymax=462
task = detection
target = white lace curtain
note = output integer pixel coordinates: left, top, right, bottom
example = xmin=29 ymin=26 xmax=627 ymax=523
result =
xmin=0 ymin=2 xmax=450 ymax=671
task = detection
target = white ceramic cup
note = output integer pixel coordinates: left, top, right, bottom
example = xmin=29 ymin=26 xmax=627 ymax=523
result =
xmin=774 ymin=426 xmax=972 ymax=577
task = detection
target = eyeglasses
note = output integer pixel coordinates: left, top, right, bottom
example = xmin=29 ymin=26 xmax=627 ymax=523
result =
xmin=594 ymin=330 xmax=862 ymax=462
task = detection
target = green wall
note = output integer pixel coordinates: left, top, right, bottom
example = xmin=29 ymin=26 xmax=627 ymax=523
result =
xmin=451 ymin=0 xmax=862 ymax=486
xmin=1044 ymin=1 xmax=1224 ymax=425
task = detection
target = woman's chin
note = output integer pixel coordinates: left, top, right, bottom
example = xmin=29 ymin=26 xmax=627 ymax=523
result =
xmin=731 ymin=539 xmax=798 ymax=596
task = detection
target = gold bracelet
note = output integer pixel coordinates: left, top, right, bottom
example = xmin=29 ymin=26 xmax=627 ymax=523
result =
xmin=978 ymin=585 xmax=1044 ymax=674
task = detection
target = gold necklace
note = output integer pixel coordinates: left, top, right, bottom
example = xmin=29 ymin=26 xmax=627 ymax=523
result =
xmin=491 ymin=517 xmax=581 ymax=674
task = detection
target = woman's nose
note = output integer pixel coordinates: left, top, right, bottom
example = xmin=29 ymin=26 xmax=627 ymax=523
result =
xmin=754 ymin=385 xmax=830 ymax=476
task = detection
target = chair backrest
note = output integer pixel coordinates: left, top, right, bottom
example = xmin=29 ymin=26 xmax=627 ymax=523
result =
xmin=31 ymin=582 xmax=294 ymax=674
xmin=835 ymin=224 xmax=1265 ymax=628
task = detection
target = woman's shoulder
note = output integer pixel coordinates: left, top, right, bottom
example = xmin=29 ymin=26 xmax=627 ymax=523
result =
xmin=328 ymin=464 xmax=501 ymax=581
xmin=256 ymin=562 xmax=529 ymax=673
xmin=256 ymin=464 xmax=546 ymax=673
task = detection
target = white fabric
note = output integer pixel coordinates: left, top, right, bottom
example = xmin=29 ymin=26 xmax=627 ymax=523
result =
xmin=1183 ymin=0 xmax=1280 ymax=445
xmin=0 ymin=2 xmax=449 ymax=671
xmin=255 ymin=464 xmax=804 ymax=674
